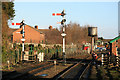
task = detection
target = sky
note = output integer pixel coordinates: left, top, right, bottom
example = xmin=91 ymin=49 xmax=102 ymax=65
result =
xmin=9 ymin=2 xmax=118 ymax=39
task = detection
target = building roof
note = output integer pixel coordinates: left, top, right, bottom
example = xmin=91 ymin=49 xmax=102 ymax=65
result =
xmin=26 ymin=25 xmax=45 ymax=35
xmin=109 ymin=36 xmax=120 ymax=43
xmin=9 ymin=25 xmax=45 ymax=35
xmin=10 ymin=24 xmax=58 ymax=35
xmin=10 ymin=25 xmax=61 ymax=44
xmin=38 ymin=28 xmax=62 ymax=44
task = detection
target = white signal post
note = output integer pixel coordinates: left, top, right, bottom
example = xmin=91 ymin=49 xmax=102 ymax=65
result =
xmin=13 ymin=20 xmax=26 ymax=52
xmin=21 ymin=38 xmax=25 ymax=52
xmin=21 ymin=20 xmax=25 ymax=52
xmin=20 ymin=20 xmax=26 ymax=61
xmin=12 ymin=20 xmax=26 ymax=61
xmin=61 ymin=9 xmax=66 ymax=65
xmin=52 ymin=10 xmax=66 ymax=65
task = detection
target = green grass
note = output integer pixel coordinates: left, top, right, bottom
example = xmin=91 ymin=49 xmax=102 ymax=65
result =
xmin=110 ymin=70 xmax=117 ymax=73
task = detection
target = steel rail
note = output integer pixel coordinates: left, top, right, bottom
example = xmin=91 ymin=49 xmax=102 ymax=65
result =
xmin=79 ymin=61 xmax=92 ymax=79
xmin=55 ymin=61 xmax=82 ymax=80
xmin=55 ymin=56 xmax=91 ymax=80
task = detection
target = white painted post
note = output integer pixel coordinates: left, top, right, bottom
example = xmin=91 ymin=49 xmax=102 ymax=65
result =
xmin=54 ymin=60 xmax=57 ymax=72
xmin=116 ymin=47 xmax=119 ymax=66
xmin=38 ymin=53 xmax=42 ymax=62
xmin=41 ymin=52 xmax=44 ymax=61
xmin=22 ymin=43 xmax=24 ymax=52
xmin=91 ymin=37 xmax=94 ymax=53
xmin=102 ymin=53 xmax=104 ymax=65
xmin=22 ymin=24 xmax=25 ymax=52
xmin=54 ymin=60 xmax=57 ymax=65
xmin=7 ymin=60 xmax=10 ymax=70
xmin=63 ymin=37 xmax=65 ymax=53
xmin=61 ymin=9 xmax=66 ymax=64
xmin=109 ymin=52 xmax=110 ymax=64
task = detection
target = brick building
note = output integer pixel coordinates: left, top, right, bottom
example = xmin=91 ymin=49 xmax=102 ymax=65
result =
xmin=12 ymin=25 xmax=45 ymax=44
xmin=109 ymin=36 xmax=120 ymax=55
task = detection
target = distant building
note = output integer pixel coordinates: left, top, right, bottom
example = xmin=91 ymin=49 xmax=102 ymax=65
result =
xmin=9 ymin=25 xmax=61 ymax=61
xmin=12 ymin=25 xmax=45 ymax=44
xmin=10 ymin=25 xmax=61 ymax=46
xmin=96 ymin=38 xmax=111 ymax=48
xmin=38 ymin=26 xmax=62 ymax=44
xmin=109 ymin=36 xmax=120 ymax=55
xmin=96 ymin=40 xmax=104 ymax=46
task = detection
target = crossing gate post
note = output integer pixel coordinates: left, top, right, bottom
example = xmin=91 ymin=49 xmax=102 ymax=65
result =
xmin=108 ymin=52 xmax=110 ymax=64
xmin=116 ymin=54 xmax=119 ymax=67
xmin=102 ymin=53 xmax=104 ymax=65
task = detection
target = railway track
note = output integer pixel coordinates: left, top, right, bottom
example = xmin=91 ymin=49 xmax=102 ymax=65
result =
xmin=2 ymin=55 xmax=93 ymax=80
xmin=2 ymin=61 xmax=54 ymax=80
xmin=53 ymin=57 xmax=92 ymax=80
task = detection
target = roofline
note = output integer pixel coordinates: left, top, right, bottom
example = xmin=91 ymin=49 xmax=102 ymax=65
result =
xmin=109 ymin=36 xmax=120 ymax=43
xmin=12 ymin=24 xmax=46 ymax=35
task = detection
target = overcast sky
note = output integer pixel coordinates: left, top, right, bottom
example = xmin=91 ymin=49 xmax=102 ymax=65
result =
xmin=9 ymin=2 xmax=118 ymax=39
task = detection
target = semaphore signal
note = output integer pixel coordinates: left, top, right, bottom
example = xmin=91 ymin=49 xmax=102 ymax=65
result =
xmin=12 ymin=20 xmax=26 ymax=61
xmin=12 ymin=23 xmax=21 ymax=25
xmin=52 ymin=10 xmax=66 ymax=65
xmin=52 ymin=13 xmax=61 ymax=16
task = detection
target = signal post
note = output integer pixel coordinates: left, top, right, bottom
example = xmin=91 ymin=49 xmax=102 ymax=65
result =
xmin=12 ymin=20 xmax=26 ymax=61
xmin=52 ymin=10 xmax=66 ymax=65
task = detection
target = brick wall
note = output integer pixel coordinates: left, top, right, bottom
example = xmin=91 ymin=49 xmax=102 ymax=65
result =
xmin=13 ymin=25 xmax=45 ymax=43
xmin=117 ymin=39 xmax=120 ymax=49
xmin=13 ymin=27 xmax=23 ymax=43
xmin=111 ymin=41 xmax=116 ymax=55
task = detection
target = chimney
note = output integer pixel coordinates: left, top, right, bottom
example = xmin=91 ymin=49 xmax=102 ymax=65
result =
xmin=49 ymin=25 xmax=52 ymax=30
xmin=35 ymin=25 xmax=38 ymax=29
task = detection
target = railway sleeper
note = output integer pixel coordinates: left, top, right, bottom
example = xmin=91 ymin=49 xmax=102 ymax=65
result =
xmin=2 ymin=62 xmax=52 ymax=80
xmin=13 ymin=63 xmax=54 ymax=80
